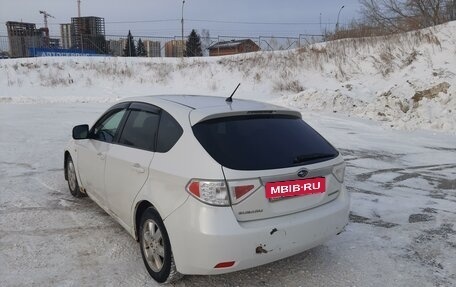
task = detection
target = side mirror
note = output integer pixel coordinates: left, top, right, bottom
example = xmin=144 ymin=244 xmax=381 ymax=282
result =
xmin=72 ymin=124 xmax=89 ymax=140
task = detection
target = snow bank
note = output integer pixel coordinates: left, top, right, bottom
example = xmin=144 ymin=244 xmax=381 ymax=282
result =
xmin=1 ymin=21 xmax=455 ymax=133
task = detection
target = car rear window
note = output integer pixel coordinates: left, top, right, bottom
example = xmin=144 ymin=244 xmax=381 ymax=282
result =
xmin=192 ymin=114 xmax=339 ymax=170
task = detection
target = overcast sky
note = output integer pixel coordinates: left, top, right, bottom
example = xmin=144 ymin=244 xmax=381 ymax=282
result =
xmin=0 ymin=0 xmax=362 ymax=37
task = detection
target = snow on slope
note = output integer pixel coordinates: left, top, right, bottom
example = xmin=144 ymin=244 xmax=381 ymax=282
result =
xmin=1 ymin=22 xmax=455 ymax=133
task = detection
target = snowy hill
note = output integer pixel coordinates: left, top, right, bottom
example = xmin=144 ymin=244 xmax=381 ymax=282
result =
xmin=1 ymin=21 xmax=455 ymax=133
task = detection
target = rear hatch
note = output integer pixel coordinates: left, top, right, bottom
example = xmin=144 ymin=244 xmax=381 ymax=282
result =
xmin=192 ymin=113 xmax=345 ymax=221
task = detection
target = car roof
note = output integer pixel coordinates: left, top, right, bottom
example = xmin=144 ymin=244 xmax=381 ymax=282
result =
xmin=121 ymin=95 xmax=301 ymax=124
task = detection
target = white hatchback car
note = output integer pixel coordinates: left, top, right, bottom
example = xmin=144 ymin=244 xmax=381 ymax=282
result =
xmin=64 ymin=95 xmax=350 ymax=283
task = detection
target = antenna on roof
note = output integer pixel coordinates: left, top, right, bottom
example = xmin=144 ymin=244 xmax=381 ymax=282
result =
xmin=226 ymin=83 xmax=241 ymax=103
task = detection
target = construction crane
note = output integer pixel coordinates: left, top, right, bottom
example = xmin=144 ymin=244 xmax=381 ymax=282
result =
xmin=39 ymin=10 xmax=55 ymax=29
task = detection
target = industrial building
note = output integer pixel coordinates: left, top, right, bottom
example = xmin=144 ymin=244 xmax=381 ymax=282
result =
xmin=71 ymin=16 xmax=107 ymax=53
xmin=208 ymin=39 xmax=260 ymax=56
xmin=6 ymin=21 xmax=46 ymax=58
xmin=165 ymin=40 xmax=185 ymax=57
xmin=144 ymin=40 xmax=161 ymax=57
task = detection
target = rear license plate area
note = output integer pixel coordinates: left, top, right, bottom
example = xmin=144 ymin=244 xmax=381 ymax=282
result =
xmin=265 ymin=177 xmax=325 ymax=199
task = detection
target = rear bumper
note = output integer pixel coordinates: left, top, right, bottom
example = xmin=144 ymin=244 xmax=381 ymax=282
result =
xmin=164 ymin=186 xmax=350 ymax=275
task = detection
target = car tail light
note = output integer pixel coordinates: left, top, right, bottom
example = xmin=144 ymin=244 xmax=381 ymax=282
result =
xmin=332 ymin=163 xmax=346 ymax=183
xmin=228 ymin=179 xmax=261 ymax=204
xmin=186 ymin=180 xmax=229 ymax=206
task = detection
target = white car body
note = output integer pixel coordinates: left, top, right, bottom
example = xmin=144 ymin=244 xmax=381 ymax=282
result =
xmin=64 ymin=95 xmax=350 ymax=279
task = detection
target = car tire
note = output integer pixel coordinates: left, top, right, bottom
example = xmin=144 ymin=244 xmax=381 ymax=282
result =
xmin=139 ymin=207 xmax=182 ymax=283
xmin=66 ymin=156 xmax=86 ymax=198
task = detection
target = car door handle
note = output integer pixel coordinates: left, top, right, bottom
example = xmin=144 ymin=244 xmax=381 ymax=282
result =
xmin=97 ymin=152 xmax=106 ymax=160
xmin=131 ymin=163 xmax=145 ymax=173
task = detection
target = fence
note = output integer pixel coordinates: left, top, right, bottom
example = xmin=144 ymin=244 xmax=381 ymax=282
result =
xmin=0 ymin=33 xmax=325 ymax=59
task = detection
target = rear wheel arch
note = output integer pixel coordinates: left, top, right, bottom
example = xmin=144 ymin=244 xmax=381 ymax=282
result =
xmin=139 ymin=206 xmax=182 ymax=283
xmin=135 ymin=200 xmax=154 ymax=240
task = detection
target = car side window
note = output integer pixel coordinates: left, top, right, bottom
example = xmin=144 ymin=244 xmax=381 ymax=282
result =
xmin=156 ymin=110 xmax=183 ymax=153
xmin=91 ymin=109 xmax=126 ymax=143
xmin=118 ymin=109 xmax=160 ymax=151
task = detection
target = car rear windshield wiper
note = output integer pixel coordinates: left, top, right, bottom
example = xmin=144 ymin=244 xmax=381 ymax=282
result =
xmin=292 ymin=153 xmax=335 ymax=164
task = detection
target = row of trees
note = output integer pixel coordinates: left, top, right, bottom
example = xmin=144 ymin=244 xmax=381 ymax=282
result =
xmin=123 ymin=31 xmax=146 ymax=57
xmin=329 ymin=0 xmax=456 ymax=40
xmin=360 ymin=0 xmax=456 ymax=31
xmin=123 ymin=29 xmax=204 ymax=57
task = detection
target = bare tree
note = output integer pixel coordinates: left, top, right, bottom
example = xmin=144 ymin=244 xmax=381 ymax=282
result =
xmin=407 ymin=0 xmax=445 ymax=26
xmin=360 ymin=0 xmax=451 ymax=32
xmin=360 ymin=0 xmax=404 ymax=31
xmin=447 ymin=0 xmax=456 ymax=21
xmin=200 ymin=29 xmax=211 ymax=56
xmin=444 ymin=0 xmax=456 ymax=20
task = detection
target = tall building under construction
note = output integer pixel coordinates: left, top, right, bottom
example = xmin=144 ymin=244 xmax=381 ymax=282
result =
xmin=71 ymin=16 xmax=107 ymax=53
xmin=6 ymin=21 xmax=46 ymax=58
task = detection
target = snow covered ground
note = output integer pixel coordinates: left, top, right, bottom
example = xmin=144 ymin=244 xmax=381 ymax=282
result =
xmin=1 ymin=21 xmax=456 ymax=133
xmin=0 ymin=103 xmax=455 ymax=287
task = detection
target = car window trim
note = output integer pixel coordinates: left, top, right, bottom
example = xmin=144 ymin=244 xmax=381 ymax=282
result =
xmin=90 ymin=101 xmax=183 ymax=153
xmin=129 ymin=102 xmax=161 ymax=114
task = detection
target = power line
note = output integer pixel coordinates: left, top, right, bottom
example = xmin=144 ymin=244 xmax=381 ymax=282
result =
xmin=106 ymin=19 xmax=180 ymax=24
xmin=186 ymin=19 xmax=337 ymax=25
xmin=14 ymin=18 xmax=338 ymax=26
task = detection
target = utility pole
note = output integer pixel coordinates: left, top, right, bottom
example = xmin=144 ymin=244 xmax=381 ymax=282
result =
xmin=181 ymin=0 xmax=185 ymax=57
xmin=336 ymin=5 xmax=345 ymax=32
xmin=319 ymin=13 xmax=322 ymax=33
